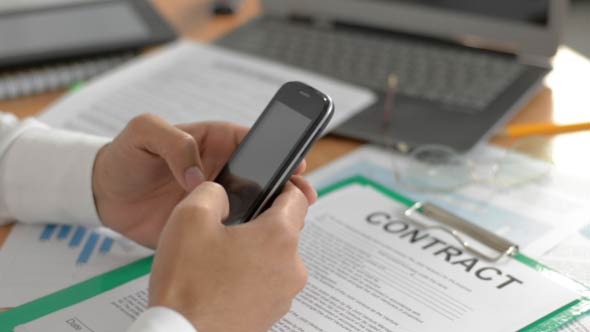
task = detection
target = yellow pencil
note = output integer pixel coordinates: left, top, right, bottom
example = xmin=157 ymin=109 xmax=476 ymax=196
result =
xmin=501 ymin=122 xmax=590 ymax=138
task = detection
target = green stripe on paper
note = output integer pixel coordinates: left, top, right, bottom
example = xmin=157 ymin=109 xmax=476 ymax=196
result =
xmin=317 ymin=175 xmax=415 ymax=207
xmin=0 ymin=256 xmax=152 ymax=327
xmin=518 ymin=299 xmax=590 ymax=332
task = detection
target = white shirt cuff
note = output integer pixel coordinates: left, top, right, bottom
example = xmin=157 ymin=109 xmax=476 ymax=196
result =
xmin=127 ymin=307 xmax=197 ymax=332
xmin=0 ymin=124 xmax=110 ymax=226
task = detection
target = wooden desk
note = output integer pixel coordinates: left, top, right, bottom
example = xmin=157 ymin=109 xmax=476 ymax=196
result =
xmin=1 ymin=0 xmax=590 ymax=245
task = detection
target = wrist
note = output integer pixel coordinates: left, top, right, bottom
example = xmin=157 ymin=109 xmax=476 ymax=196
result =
xmin=92 ymin=143 xmax=110 ymax=226
xmin=130 ymin=307 xmax=198 ymax=332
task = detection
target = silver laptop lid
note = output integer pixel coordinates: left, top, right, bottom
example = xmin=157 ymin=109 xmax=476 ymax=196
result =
xmin=262 ymin=0 xmax=567 ymax=63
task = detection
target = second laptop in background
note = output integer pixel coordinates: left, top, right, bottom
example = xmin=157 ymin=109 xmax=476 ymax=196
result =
xmin=0 ymin=0 xmax=176 ymax=100
xmin=216 ymin=0 xmax=567 ymax=152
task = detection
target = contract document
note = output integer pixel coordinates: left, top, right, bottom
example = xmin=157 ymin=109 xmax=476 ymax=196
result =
xmin=38 ymin=40 xmax=375 ymax=137
xmin=14 ymin=178 xmax=582 ymax=332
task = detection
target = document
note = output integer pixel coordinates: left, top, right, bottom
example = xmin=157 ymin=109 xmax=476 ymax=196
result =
xmin=0 ymin=224 xmax=152 ymax=307
xmin=541 ymin=224 xmax=590 ymax=288
xmin=14 ymin=275 xmax=150 ymax=332
xmin=559 ymin=314 xmax=590 ymax=332
xmin=307 ymin=145 xmax=590 ymax=256
xmin=538 ymin=225 xmax=590 ymax=331
xmin=15 ymin=180 xmax=581 ymax=332
xmin=39 ymin=40 xmax=376 ymax=137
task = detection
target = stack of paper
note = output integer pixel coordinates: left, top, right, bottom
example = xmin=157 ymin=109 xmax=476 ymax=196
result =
xmin=39 ymin=40 xmax=376 ymax=137
xmin=7 ymin=177 xmax=588 ymax=331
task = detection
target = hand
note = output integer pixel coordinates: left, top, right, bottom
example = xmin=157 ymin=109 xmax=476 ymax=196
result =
xmin=149 ymin=181 xmax=309 ymax=332
xmin=92 ymin=114 xmax=317 ymax=247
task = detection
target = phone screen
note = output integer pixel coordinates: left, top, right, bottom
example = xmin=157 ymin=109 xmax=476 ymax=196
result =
xmin=216 ymin=100 xmax=313 ymax=224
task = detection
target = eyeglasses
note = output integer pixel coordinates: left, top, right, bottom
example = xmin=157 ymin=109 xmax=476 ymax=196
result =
xmin=382 ymin=74 xmax=554 ymax=193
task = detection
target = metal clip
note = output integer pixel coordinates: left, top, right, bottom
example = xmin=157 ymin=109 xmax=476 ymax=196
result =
xmin=404 ymin=202 xmax=519 ymax=262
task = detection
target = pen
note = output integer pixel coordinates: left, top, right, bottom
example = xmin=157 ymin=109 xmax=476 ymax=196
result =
xmin=382 ymin=73 xmax=399 ymax=129
xmin=501 ymin=122 xmax=590 ymax=138
xmin=381 ymin=73 xmax=404 ymax=150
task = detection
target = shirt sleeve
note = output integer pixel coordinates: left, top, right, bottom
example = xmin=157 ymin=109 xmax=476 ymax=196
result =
xmin=127 ymin=307 xmax=197 ymax=332
xmin=0 ymin=112 xmax=110 ymax=226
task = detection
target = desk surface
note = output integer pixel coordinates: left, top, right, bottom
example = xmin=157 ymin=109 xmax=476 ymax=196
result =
xmin=1 ymin=0 xmax=590 ymax=244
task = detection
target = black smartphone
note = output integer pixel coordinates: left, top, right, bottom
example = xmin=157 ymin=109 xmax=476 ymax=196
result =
xmin=215 ymin=81 xmax=334 ymax=226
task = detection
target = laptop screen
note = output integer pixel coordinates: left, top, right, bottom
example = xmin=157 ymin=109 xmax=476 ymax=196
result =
xmin=382 ymin=0 xmax=550 ymax=26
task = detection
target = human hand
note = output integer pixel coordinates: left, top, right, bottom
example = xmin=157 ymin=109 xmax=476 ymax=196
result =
xmin=92 ymin=114 xmax=317 ymax=247
xmin=149 ymin=181 xmax=309 ymax=332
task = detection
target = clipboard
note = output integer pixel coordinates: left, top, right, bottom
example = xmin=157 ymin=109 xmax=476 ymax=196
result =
xmin=1 ymin=175 xmax=589 ymax=331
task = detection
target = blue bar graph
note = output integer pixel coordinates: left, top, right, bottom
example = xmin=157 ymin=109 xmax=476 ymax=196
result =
xmin=38 ymin=224 xmax=119 ymax=265
xmin=99 ymin=237 xmax=114 ymax=254
xmin=57 ymin=225 xmax=72 ymax=240
xmin=40 ymin=224 xmax=57 ymax=241
xmin=77 ymin=232 xmax=100 ymax=264
xmin=98 ymin=237 xmax=114 ymax=254
xmin=69 ymin=226 xmax=87 ymax=247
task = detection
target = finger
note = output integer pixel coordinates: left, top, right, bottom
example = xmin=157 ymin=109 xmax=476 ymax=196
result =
xmin=192 ymin=122 xmax=303 ymax=176
xmin=177 ymin=122 xmax=250 ymax=178
xmin=126 ymin=114 xmax=205 ymax=190
xmin=179 ymin=122 xmax=249 ymax=147
xmin=174 ymin=182 xmax=230 ymax=228
xmin=290 ymin=175 xmax=318 ymax=204
xmin=255 ymin=182 xmax=309 ymax=231
xmin=293 ymin=160 xmax=307 ymax=175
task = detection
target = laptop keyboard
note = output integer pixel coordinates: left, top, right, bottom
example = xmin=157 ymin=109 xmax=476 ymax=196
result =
xmin=217 ymin=19 xmax=525 ymax=112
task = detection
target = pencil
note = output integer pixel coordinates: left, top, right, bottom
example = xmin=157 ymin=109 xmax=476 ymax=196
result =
xmin=501 ymin=122 xmax=590 ymax=138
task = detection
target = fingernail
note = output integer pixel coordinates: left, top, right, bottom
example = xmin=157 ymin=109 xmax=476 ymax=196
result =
xmin=184 ymin=167 xmax=205 ymax=190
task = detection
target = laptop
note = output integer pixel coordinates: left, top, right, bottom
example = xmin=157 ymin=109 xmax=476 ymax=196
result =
xmin=216 ymin=0 xmax=567 ymax=152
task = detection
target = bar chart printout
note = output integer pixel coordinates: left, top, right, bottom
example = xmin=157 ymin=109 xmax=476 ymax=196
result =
xmin=39 ymin=224 xmax=116 ymax=265
xmin=0 ymin=223 xmax=153 ymax=307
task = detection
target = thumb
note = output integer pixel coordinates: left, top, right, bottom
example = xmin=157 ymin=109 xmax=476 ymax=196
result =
xmin=172 ymin=182 xmax=231 ymax=229
xmin=126 ymin=114 xmax=205 ymax=191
